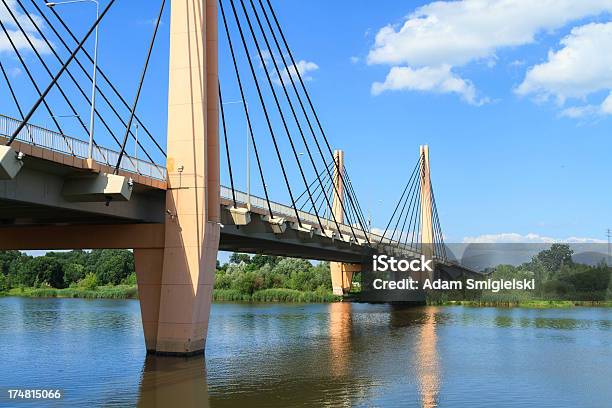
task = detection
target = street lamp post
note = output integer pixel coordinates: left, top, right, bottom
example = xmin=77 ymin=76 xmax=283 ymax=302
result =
xmin=46 ymin=0 xmax=99 ymax=160
xmin=134 ymin=123 xmax=139 ymax=173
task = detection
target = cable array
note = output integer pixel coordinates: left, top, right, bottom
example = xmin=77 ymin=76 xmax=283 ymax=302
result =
xmin=380 ymin=153 xmax=447 ymax=260
xmin=0 ymin=0 xmax=406 ymax=249
xmin=1 ymin=0 xmax=164 ymax=176
xmin=219 ymin=0 xmax=370 ymax=243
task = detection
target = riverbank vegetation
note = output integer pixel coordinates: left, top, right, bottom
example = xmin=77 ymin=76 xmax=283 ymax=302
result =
xmin=0 ymin=250 xmax=137 ymax=298
xmin=0 ymin=244 xmax=609 ymax=306
xmin=212 ymin=253 xmax=338 ymax=302
xmin=0 ymin=250 xmax=339 ymax=302
xmin=427 ymin=244 xmax=612 ymax=307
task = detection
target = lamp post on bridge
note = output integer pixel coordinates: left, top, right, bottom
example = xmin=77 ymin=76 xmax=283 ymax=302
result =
xmin=46 ymin=0 xmax=99 ymax=161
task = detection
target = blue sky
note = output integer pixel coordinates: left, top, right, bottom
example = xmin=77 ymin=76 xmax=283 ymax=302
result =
xmin=2 ymin=0 xmax=612 ymax=244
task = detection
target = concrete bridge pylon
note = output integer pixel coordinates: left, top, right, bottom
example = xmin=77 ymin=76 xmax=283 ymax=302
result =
xmin=419 ymin=145 xmax=435 ymax=282
xmin=330 ymin=150 xmax=360 ymax=295
xmin=134 ymin=0 xmax=220 ymax=356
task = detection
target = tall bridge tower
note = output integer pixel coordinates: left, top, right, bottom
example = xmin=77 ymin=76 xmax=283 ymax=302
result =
xmin=330 ymin=150 xmax=360 ymax=295
xmin=135 ymin=0 xmax=220 ymax=356
xmin=419 ymin=145 xmax=435 ymax=281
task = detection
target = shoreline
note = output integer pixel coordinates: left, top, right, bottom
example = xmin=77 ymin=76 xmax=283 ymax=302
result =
xmin=430 ymin=299 xmax=612 ymax=308
xmin=1 ymin=288 xmax=610 ymax=308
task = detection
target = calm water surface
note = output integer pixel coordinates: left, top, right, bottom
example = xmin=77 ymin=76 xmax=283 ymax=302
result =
xmin=0 ymin=297 xmax=610 ymax=407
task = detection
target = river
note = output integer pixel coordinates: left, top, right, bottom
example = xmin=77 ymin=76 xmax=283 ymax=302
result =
xmin=0 ymin=297 xmax=610 ymax=407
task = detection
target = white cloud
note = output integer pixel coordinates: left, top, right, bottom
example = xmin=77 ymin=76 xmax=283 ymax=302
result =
xmin=258 ymin=48 xmax=319 ymax=86
xmin=350 ymin=56 xmax=360 ymax=64
xmin=509 ymin=59 xmax=526 ymax=68
xmin=517 ymin=23 xmax=612 ymax=100
xmin=463 ymin=232 xmax=605 ymax=244
xmin=368 ymin=0 xmax=612 ymax=67
xmin=0 ymin=0 xmax=50 ymax=54
xmin=371 ymin=64 xmax=487 ymax=105
xmin=560 ymin=92 xmax=612 ymax=118
xmin=274 ymin=59 xmax=319 ymax=86
xmin=367 ymin=0 xmax=612 ymax=102
xmin=517 ymin=22 xmax=612 ymax=116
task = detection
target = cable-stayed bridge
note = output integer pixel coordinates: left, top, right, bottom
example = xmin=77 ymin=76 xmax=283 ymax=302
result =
xmin=0 ymin=0 xmax=475 ymax=356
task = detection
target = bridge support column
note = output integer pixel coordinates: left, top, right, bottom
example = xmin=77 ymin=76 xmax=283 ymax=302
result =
xmin=134 ymin=249 xmax=164 ymax=352
xmin=139 ymin=0 xmax=220 ymax=356
xmin=419 ymin=145 xmax=435 ymax=282
xmin=329 ymin=150 xmax=357 ymax=295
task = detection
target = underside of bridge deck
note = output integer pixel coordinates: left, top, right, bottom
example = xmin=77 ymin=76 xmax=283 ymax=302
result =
xmin=0 ymin=152 xmax=166 ymax=225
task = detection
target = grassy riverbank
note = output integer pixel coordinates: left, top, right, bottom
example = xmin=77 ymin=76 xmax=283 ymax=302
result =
xmin=429 ymin=299 xmax=612 ymax=308
xmin=1 ymin=286 xmax=340 ymax=303
xmin=213 ymin=288 xmax=340 ymax=303
xmin=2 ymin=287 xmax=609 ymax=307
xmin=4 ymin=285 xmax=139 ymax=299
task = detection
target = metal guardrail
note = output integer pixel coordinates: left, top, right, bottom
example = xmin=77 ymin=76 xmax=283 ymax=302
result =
xmin=220 ymin=185 xmax=432 ymax=259
xmin=0 ymin=114 xmax=167 ymax=180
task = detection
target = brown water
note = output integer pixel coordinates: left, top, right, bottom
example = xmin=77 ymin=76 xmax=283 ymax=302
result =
xmin=0 ymin=297 xmax=610 ymax=407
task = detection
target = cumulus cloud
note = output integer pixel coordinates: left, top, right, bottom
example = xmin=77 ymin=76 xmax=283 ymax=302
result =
xmin=367 ymin=0 xmax=612 ymax=103
xmin=258 ymin=49 xmax=319 ymax=87
xmin=0 ymin=0 xmax=50 ymax=54
xmin=274 ymin=60 xmax=319 ymax=86
xmin=371 ymin=64 xmax=487 ymax=105
xmin=368 ymin=0 xmax=612 ymax=67
xmin=517 ymin=22 xmax=612 ymax=117
xmin=462 ymin=232 xmax=605 ymax=244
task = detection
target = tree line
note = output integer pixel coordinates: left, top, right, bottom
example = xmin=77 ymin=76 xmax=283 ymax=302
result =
xmin=215 ymin=253 xmax=332 ymax=296
xmin=486 ymin=244 xmax=611 ymax=301
xmin=0 ymin=250 xmax=135 ymax=292
xmin=1 ymin=244 xmax=608 ymax=302
xmin=0 ymin=250 xmax=332 ymax=296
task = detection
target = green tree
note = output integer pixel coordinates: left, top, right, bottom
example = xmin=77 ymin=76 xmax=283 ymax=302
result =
xmin=272 ymin=258 xmax=312 ymax=276
xmin=249 ymin=254 xmax=279 ymax=270
xmin=79 ymin=273 xmax=98 ymax=290
xmin=229 ymin=253 xmax=251 ymax=265
xmin=63 ymin=263 xmax=85 ymax=285
xmin=533 ymin=244 xmax=573 ymax=275
xmin=0 ymin=251 xmax=21 ymax=275
xmin=29 ymin=257 xmax=65 ymax=288
xmin=93 ymin=250 xmax=135 ymax=285
xmin=214 ymin=271 xmax=233 ymax=289
xmin=0 ymin=273 xmax=8 ymax=292
xmin=231 ymin=271 xmax=263 ymax=295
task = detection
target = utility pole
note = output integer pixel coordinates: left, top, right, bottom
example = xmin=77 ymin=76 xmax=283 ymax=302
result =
xmin=606 ymin=228 xmax=611 ymax=259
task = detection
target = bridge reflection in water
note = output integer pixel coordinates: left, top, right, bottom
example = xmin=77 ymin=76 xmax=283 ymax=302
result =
xmin=416 ymin=307 xmax=440 ymax=408
xmin=135 ymin=304 xmax=442 ymax=408
xmin=137 ymin=355 xmax=210 ymax=408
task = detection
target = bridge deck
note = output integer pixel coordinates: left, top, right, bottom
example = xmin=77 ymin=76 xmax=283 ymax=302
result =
xmin=0 ymin=115 xmax=464 ymax=265
xmin=0 ymin=114 xmax=167 ymax=189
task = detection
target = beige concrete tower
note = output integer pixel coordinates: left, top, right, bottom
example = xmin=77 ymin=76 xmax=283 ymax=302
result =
xmin=330 ymin=150 xmax=358 ymax=295
xmin=135 ymin=0 xmax=220 ymax=355
xmin=419 ymin=145 xmax=434 ymax=281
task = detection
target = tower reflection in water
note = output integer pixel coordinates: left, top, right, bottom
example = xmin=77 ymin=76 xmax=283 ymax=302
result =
xmin=137 ymin=354 xmax=210 ymax=408
xmin=328 ymin=302 xmax=353 ymax=378
xmin=390 ymin=305 xmax=441 ymax=408
xmin=135 ymin=304 xmax=439 ymax=408
xmin=416 ymin=307 xmax=440 ymax=408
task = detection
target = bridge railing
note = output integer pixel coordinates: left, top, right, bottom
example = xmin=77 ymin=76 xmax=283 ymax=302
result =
xmin=220 ymin=186 xmax=433 ymax=258
xmin=0 ymin=114 xmax=167 ymax=181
